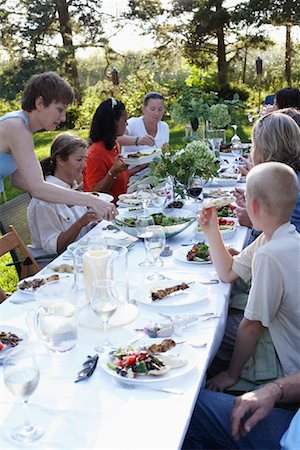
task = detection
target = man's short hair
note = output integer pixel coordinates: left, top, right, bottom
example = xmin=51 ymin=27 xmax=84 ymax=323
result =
xmin=21 ymin=72 xmax=74 ymax=111
xmin=247 ymin=162 xmax=299 ymax=221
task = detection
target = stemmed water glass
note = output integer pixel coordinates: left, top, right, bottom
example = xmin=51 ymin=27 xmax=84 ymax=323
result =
xmin=231 ymin=125 xmax=243 ymax=163
xmin=3 ymin=346 xmax=44 ymax=442
xmin=90 ymin=279 xmax=118 ymax=353
xmin=144 ymin=225 xmax=166 ymax=280
xmin=136 ymin=215 xmax=155 ymax=267
xmin=152 ymin=185 xmax=168 ymax=211
xmin=137 ymin=184 xmax=153 ymax=215
xmin=187 ymin=176 xmax=203 ymax=214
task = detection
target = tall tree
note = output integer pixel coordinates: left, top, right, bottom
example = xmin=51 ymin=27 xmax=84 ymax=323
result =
xmin=126 ymin=0 xmax=269 ymax=89
xmin=236 ymin=0 xmax=300 ymax=85
xmin=0 ymin=0 xmax=107 ymax=103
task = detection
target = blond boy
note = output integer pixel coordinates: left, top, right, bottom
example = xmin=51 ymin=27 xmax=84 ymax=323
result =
xmin=198 ymin=162 xmax=300 ymax=391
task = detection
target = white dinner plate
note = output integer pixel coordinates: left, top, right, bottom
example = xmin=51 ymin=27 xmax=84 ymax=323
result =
xmin=17 ymin=273 xmax=73 ymax=295
xmin=101 ymin=342 xmax=196 ymax=385
xmin=91 ymin=192 xmax=114 ymax=203
xmin=173 ymin=247 xmax=212 ymax=265
xmin=132 ymin=280 xmax=208 ymax=307
xmin=0 ymin=326 xmax=28 ymax=362
xmin=120 ymin=149 xmax=162 ymax=165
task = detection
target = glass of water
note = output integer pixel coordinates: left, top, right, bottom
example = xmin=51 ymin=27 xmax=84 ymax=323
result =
xmin=144 ymin=225 xmax=166 ymax=280
xmin=136 ymin=215 xmax=155 ymax=267
xmin=3 ymin=346 xmax=44 ymax=442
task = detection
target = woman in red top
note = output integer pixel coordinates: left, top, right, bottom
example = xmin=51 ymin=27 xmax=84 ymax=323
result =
xmin=83 ymin=98 xmax=146 ymax=202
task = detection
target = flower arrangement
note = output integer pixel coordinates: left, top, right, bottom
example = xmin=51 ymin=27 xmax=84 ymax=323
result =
xmin=208 ymin=104 xmax=231 ymax=129
xmin=149 ymin=141 xmax=219 ymax=197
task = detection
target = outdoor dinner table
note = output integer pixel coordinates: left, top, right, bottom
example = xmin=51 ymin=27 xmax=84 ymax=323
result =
xmin=1 ymin=181 xmax=249 ymax=450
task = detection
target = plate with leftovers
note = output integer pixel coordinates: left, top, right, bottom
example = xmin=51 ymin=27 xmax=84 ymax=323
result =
xmin=0 ymin=326 xmax=28 ymax=362
xmin=132 ymin=280 xmax=208 ymax=307
xmin=17 ymin=273 xmax=72 ymax=295
xmin=202 ymin=195 xmax=236 ymax=210
xmin=90 ymin=192 xmax=114 ymax=203
xmin=101 ymin=339 xmax=196 ymax=384
xmin=173 ymin=243 xmax=212 ymax=265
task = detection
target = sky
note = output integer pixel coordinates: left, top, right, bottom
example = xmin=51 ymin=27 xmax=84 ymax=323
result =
xmin=100 ymin=0 xmax=296 ymax=53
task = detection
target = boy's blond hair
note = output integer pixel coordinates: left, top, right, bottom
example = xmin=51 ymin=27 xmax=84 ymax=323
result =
xmin=246 ymin=162 xmax=299 ymax=221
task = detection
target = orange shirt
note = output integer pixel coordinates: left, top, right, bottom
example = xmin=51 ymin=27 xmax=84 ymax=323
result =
xmin=83 ymin=140 xmax=129 ymax=202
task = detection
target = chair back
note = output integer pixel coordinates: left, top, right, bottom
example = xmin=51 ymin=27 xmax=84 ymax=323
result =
xmin=0 ymin=193 xmax=32 ymax=277
xmin=0 ymin=225 xmax=40 ymax=279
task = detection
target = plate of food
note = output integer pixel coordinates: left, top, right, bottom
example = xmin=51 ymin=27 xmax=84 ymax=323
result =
xmin=17 ymin=273 xmax=72 ymax=295
xmin=195 ymin=217 xmax=237 ymax=240
xmin=203 ymin=188 xmax=229 ymax=198
xmin=205 ymin=173 xmax=241 ymax=187
xmin=117 ymin=192 xmax=144 ymax=207
xmin=132 ymin=280 xmax=208 ymax=307
xmin=101 ymin=339 xmax=196 ymax=384
xmin=114 ymin=209 xmax=195 ymax=239
xmin=202 ymin=195 xmax=236 ymax=210
xmin=173 ymin=243 xmax=211 ymax=264
xmin=120 ymin=149 xmax=162 ymax=165
xmin=43 ymin=263 xmax=74 ymax=274
xmin=0 ymin=326 xmax=28 ymax=362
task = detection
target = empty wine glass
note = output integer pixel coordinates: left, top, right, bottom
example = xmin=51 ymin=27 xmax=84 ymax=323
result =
xmin=187 ymin=176 xmax=203 ymax=214
xmin=144 ymin=225 xmax=166 ymax=280
xmin=3 ymin=346 xmax=44 ymax=442
xmin=152 ymin=184 xmax=168 ymax=211
xmin=136 ymin=215 xmax=155 ymax=267
xmin=137 ymin=184 xmax=153 ymax=214
xmin=231 ymin=125 xmax=243 ymax=163
xmin=90 ymin=279 xmax=118 ymax=353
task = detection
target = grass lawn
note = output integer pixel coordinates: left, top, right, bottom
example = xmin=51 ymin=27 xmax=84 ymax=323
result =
xmin=0 ymin=121 xmax=252 ymax=293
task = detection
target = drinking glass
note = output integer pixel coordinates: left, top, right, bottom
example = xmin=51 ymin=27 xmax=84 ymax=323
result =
xmin=152 ymin=184 xmax=168 ymax=211
xmin=87 ymin=232 xmax=108 ymax=250
xmin=3 ymin=346 xmax=44 ymax=442
xmin=72 ymin=245 xmax=88 ymax=302
xmin=231 ymin=125 xmax=243 ymax=163
xmin=144 ymin=225 xmax=166 ymax=280
xmin=106 ymin=244 xmax=129 ymax=304
xmin=90 ymin=279 xmax=118 ymax=352
xmin=206 ymin=129 xmax=224 ymax=151
xmin=136 ymin=215 xmax=155 ymax=267
xmin=137 ymin=184 xmax=153 ymax=214
xmin=34 ymin=280 xmax=78 ymax=353
xmin=187 ymin=176 xmax=203 ymax=214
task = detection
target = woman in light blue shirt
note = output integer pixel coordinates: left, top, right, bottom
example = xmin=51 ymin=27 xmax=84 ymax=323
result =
xmin=0 ymin=72 xmax=116 ymax=220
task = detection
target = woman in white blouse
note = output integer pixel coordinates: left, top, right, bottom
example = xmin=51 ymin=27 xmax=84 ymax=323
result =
xmin=28 ymin=133 xmax=99 ymax=265
xmin=118 ymin=92 xmax=169 ymax=153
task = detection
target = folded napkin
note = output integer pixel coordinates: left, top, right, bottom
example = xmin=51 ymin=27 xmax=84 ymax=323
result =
xmin=104 ymin=230 xmax=138 ymax=248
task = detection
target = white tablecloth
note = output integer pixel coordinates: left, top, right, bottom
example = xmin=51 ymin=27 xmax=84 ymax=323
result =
xmin=1 ymin=195 xmax=248 ymax=450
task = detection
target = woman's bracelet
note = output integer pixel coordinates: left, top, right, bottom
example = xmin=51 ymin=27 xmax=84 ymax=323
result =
xmin=135 ymin=137 xmax=139 ymax=146
xmin=108 ymin=170 xmax=117 ymax=180
xmin=270 ymin=381 xmax=284 ymax=401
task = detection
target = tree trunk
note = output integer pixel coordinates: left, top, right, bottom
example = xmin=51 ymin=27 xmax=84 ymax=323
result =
xmin=54 ymin=0 xmax=82 ymax=104
xmin=216 ymin=26 xmax=228 ymax=87
xmin=285 ymin=23 xmax=292 ymax=85
xmin=242 ymin=46 xmax=248 ymax=84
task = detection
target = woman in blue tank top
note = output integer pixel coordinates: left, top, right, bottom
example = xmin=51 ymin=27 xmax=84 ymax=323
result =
xmin=0 ymin=72 xmax=116 ymax=220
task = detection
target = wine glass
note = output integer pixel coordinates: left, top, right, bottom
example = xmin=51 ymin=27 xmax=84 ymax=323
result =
xmin=90 ymin=279 xmax=118 ymax=352
xmin=136 ymin=215 xmax=155 ymax=267
xmin=231 ymin=125 xmax=243 ymax=163
xmin=144 ymin=225 xmax=166 ymax=280
xmin=152 ymin=184 xmax=168 ymax=211
xmin=3 ymin=346 xmax=44 ymax=442
xmin=137 ymin=184 xmax=153 ymax=214
xmin=187 ymin=176 xmax=203 ymax=214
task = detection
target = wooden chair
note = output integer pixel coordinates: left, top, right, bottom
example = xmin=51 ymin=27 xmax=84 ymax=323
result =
xmin=0 ymin=225 xmax=40 ymax=280
xmin=0 ymin=193 xmax=57 ymax=277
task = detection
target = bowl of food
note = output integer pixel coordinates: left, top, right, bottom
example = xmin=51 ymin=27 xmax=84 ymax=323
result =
xmin=114 ymin=208 xmax=195 ymax=239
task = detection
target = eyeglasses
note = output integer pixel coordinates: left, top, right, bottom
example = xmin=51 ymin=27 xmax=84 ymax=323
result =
xmin=111 ymin=97 xmax=117 ymax=109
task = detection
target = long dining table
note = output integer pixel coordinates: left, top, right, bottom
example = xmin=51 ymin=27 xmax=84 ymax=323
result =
xmin=1 ymin=185 xmax=249 ymax=450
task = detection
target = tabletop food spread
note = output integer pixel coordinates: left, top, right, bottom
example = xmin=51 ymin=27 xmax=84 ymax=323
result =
xmin=1 ymin=152 xmax=248 ymax=449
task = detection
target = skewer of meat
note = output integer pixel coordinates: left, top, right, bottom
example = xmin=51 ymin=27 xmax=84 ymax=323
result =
xmin=151 ymin=282 xmax=190 ymax=301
